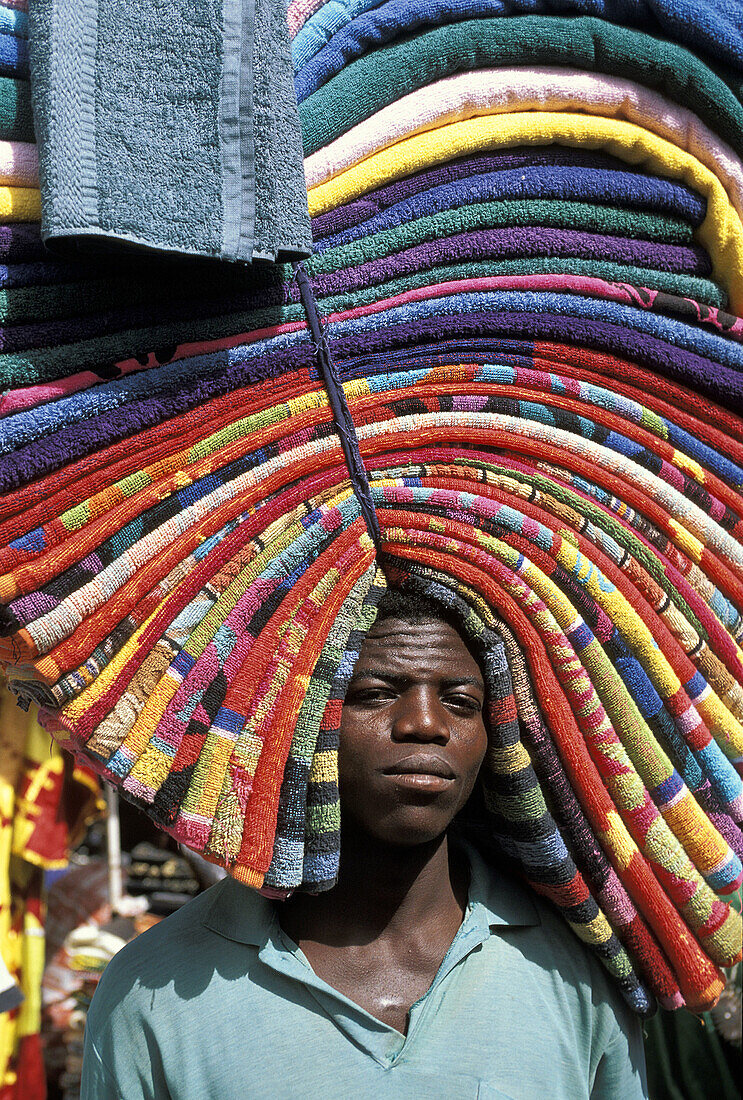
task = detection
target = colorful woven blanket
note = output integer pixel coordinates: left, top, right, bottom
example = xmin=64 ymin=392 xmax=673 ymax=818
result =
xmin=1 ymin=0 xmax=742 ymax=1018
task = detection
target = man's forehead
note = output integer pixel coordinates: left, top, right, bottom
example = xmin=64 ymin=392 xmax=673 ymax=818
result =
xmin=352 ymin=617 xmax=484 ymax=681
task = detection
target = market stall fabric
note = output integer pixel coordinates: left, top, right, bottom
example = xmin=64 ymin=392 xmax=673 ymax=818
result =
xmin=0 ymin=688 xmax=100 ymax=1098
xmin=0 ymin=0 xmax=741 ymax=1020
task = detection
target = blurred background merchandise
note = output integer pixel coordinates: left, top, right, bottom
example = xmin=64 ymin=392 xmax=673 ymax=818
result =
xmin=0 ymin=685 xmax=209 ymax=1099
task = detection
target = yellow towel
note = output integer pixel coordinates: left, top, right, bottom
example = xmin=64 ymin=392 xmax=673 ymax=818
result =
xmin=0 ymin=186 xmax=41 ymax=223
xmin=307 ymin=112 xmax=743 ymax=313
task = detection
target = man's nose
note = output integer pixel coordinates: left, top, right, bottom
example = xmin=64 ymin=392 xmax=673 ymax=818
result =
xmin=392 ymin=687 xmax=450 ymax=742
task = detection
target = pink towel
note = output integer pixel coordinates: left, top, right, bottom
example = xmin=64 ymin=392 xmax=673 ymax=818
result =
xmin=287 ymin=0 xmax=325 ymax=37
xmin=303 ymin=67 xmax=743 ymax=217
xmin=0 ymin=142 xmax=38 ymax=188
xmin=0 ymin=319 xmax=309 ymax=417
xmin=319 ymin=274 xmax=743 ymax=337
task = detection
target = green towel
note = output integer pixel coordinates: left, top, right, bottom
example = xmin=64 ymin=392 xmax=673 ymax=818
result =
xmin=0 ymin=75 xmax=33 ymax=142
xmin=299 ymin=15 xmax=743 ymax=157
xmin=28 ymin=0 xmax=312 ymax=263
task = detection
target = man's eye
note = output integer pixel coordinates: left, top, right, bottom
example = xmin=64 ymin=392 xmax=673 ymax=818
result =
xmin=445 ymin=695 xmax=482 ymax=714
xmin=348 ymin=686 xmax=395 ymax=704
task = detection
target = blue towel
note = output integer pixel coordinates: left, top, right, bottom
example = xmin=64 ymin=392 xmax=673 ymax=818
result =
xmin=0 ymin=29 xmax=27 ymax=78
xmin=0 ymin=8 xmax=28 ymax=39
xmin=28 ymin=0 xmax=311 ymax=263
xmin=292 ymin=0 xmax=743 ymax=81
xmin=313 ymin=167 xmax=707 ymax=253
xmin=321 ymin=290 xmax=743 ymax=369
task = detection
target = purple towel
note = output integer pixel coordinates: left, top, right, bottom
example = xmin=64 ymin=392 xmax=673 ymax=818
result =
xmin=311 ymin=147 xmax=663 ymax=239
xmin=312 ymin=166 xmax=704 ymax=255
xmin=326 ymin=312 xmax=742 ymax=405
xmin=0 ymin=225 xmax=48 ymax=264
xmin=308 ymin=228 xmax=711 ymax=298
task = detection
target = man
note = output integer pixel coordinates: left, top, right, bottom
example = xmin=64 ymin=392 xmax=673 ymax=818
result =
xmin=81 ymin=590 xmax=648 ymax=1098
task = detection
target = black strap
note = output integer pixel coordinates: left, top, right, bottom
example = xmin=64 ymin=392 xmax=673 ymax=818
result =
xmin=294 ymin=262 xmax=383 ymax=552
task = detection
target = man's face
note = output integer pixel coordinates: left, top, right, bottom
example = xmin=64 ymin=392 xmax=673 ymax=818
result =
xmin=338 ymin=616 xmax=488 ymax=847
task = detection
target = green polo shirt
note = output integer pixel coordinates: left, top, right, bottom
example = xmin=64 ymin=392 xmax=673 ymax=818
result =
xmin=81 ymin=846 xmax=648 ymax=1099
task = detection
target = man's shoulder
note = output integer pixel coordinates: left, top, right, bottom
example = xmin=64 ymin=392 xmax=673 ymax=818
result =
xmin=471 ymin=846 xmax=629 ymax=1014
xmin=469 ymin=842 xmax=587 ymax=964
xmin=89 ymin=877 xmax=256 ymax=1020
xmin=115 ymin=877 xmax=225 ymax=955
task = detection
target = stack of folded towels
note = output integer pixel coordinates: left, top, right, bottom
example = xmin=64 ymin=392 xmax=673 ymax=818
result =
xmin=0 ymin=0 xmax=741 ymax=1017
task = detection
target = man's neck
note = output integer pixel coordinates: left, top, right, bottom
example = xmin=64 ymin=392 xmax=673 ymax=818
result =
xmin=279 ymin=829 xmax=467 ymax=947
xmin=277 ymin=829 xmax=470 ymax=1034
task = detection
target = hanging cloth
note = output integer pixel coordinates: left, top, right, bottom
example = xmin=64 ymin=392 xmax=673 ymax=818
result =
xmin=28 ymin=0 xmax=313 ymax=263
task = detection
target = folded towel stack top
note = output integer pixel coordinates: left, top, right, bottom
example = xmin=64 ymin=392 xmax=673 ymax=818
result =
xmin=0 ymin=0 xmax=741 ymax=1018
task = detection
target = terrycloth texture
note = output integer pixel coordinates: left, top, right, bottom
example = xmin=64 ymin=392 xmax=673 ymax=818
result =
xmin=2 ymin=347 xmax=739 ymax=651
xmin=0 ymin=188 xmax=705 ymax=349
xmin=0 ymin=222 xmax=44 ymax=261
xmin=299 ymin=17 xmax=743 ymax=154
xmin=0 ymin=266 xmax=728 ymax=417
xmin=303 ymin=68 xmax=743 ymax=216
xmin=287 ymin=0 xmax=323 ymax=36
xmin=306 ymin=112 xmax=743 ymax=312
xmin=0 ymin=183 xmax=38 ymax=220
xmin=309 ymin=228 xmax=714 ymax=286
xmin=250 ymin=0 xmax=316 ymax=260
xmin=0 ymin=140 xmax=35 ymax=185
xmin=289 ymin=0 xmax=743 ymax=75
xmin=0 ymin=214 xmax=713 ymax=388
xmin=0 ymin=219 xmax=719 ymax=391
xmin=312 ymin=254 xmax=724 ymax=312
xmin=315 ymin=290 xmax=743 ymax=369
xmin=0 ymin=75 xmax=32 ymax=141
xmin=292 ymin=0 xmax=743 ymax=100
xmin=483 ymin=606 xmax=685 ymax=1008
xmin=311 ymin=266 xmax=728 ymax=321
xmin=2 ymin=317 xmax=738 ymax=501
xmin=28 ymin=0 xmax=311 ymax=262
xmin=310 ymin=146 xmax=706 ymax=234
xmin=0 ymin=28 xmax=26 ymax=78
xmin=328 ymin=310 xmax=743 ymax=404
xmin=1 ymin=0 xmax=742 ymax=1024
xmin=5 ymin=280 xmax=743 ymax=460
xmin=0 ymin=212 xmax=707 ymax=352
xmin=312 ymin=167 xmax=707 ymax=251
xmin=0 ymin=6 xmax=26 ymax=37
xmin=316 ymin=277 xmax=743 ymax=342
xmin=0 ymin=264 xmax=732 ymax=359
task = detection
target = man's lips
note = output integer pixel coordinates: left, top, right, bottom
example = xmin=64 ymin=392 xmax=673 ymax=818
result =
xmin=382 ymin=755 xmax=456 ymax=780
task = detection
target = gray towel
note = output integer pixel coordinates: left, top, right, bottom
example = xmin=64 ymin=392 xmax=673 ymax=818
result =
xmin=28 ymin=0 xmax=312 ymax=263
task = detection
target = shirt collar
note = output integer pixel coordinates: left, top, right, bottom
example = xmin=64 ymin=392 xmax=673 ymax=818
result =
xmin=202 ymin=840 xmax=540 ymax=947
xmin=202 ymin=874 xmax=274 ymax=946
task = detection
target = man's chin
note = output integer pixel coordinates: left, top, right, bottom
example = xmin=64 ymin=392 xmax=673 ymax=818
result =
xmin=347 ymin=806 xmax=458 ymax=849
